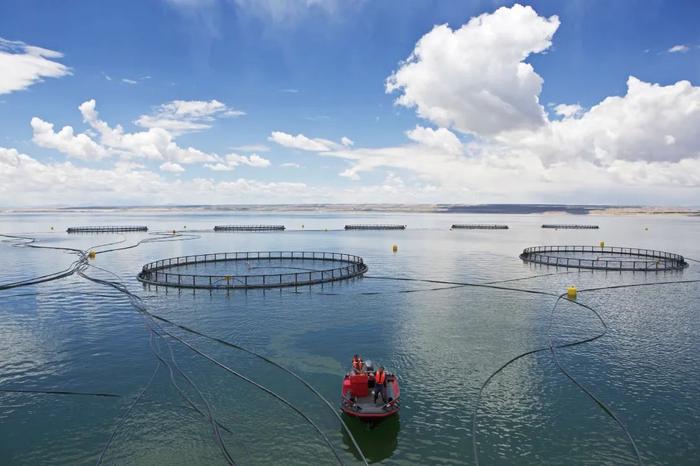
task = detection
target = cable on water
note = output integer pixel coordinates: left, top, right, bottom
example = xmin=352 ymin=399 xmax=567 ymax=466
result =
xmin=148 ymin=326 xmax=237 ymax=465
xmin=546 ymin=295 xmax=643 ymax=465
xmin=79 ymin=264 xmax=360 ymax=466
xmin=86 ymin=256 xmax=369 ymax=463
xmin=0 ymin=388 xmax=120 ymax=397
xmin=96 ymin=359 xmax=160 ymax=466
xmin=82 ymin=262 xmax=238 ymax=465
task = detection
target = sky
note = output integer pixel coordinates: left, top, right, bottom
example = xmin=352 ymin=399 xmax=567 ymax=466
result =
xmin=1 ymin=0 xmax=699 ymax=207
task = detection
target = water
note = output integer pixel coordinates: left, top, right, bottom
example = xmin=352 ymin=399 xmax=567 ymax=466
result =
xmin=1 ymin=210 xmax=699 ymax=465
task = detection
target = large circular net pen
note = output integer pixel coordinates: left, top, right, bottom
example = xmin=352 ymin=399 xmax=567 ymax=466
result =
xmin=520 ymin=245 xmax=688 ymax=271
xmin=137 ymin=251 xmax=368 ymax=289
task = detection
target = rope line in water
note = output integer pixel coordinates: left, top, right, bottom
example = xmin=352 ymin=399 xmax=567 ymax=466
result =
xmin=148 ymin=327 xmax=237 ymax=465
xmin=547 ymin=295 xmax=643 ymax=466
xmin=0 ymin=388 xmax=120 ymax=397
xmin=145 ymin=312 xmax=370 ymax=466
xmin=96 ymin=360 xmax=160 ymax=466
xmin=79 ymin=266 xmax=358 ymax=466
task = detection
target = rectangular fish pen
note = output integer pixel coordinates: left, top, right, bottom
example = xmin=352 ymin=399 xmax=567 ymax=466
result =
xmin=66 ymin=226 xmax=148 ymax=233
xmin=344 ymin=224 xmax=407 ymax=230
xmin=451 ymin=224 xmax=509 ymax=230
xmin=541 ymin=224 xmax=599 ymax=229
xmin=214 ymin=225 xmax=286 ymax=232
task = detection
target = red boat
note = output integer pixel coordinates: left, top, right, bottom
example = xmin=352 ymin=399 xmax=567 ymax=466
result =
xmin=341 ymin=363 xmax=400 ymax=420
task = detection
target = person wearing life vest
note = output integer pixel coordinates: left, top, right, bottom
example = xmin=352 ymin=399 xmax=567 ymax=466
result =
xmin=352 ymin=354 xmax=364 ymax=373
xmin=373 ymin=366 xmax=387 ymax=403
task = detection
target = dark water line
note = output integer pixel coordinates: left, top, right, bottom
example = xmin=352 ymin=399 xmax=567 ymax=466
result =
xmin=95 ymin=232 xmax=201 ymax=255
xmin=546 ymin=295 xmax=643 ymax=466
xmin=0 ymin=388 xmax=120 ymax=397
xmin=96 ymin=359 xmax=161 ymax=466
xmin=148 ymin=327 xmax=237 ymax=465
xmin=364 ymin=275 xmax=558 ymax=297
xmin=146 ymin=311 xmax=369 ymax=466
xmin=79 ymin=267 xmax=356 ymax=466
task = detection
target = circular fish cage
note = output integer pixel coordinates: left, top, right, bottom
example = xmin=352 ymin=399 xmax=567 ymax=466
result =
xmin=137 ymin=251 xmax=368 ymax=289
xmin=520 ymin=245 xmax=688 ymax=271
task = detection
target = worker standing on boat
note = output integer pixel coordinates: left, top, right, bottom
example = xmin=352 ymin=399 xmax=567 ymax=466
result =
xmin=352 ymin=354 xmax=364 ymax=373
xmin=373 ymin=366 xmax=387 ymax=404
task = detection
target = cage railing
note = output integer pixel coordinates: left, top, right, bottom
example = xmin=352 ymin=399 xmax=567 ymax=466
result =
xmin=520 ymin=245 xmax=687 ymax=271
xmin=137 ymin=251 xmax=368 ymax=289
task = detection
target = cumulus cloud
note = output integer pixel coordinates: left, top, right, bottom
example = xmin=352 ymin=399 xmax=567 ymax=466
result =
xmin=513 ymin=77 xmax=700 ymax=165
xmin=30 ymin=117 xmax=107 ymax=160
xmin=269 ymin=131 xmax=336 ymax=151
xmin=159 ymin=161 xmax=185 ymax=172
xmin=386 ymin=4 xmax=559 ymax=136
xmin=77 ymin=99 xmax=217 ymax=164
xmin=232 ymin=144 xmax=270 ymax=152
xmin=135 ymin=99 xmax=245 ymax=134
xmin=0 ymin=146 xmax=314 ymax=206
xmin=0 ymin=38 xmax=70 ymax=95
xmin=405 ymin=126 xmax=462 ymax=155
xmin=668 ymin=44 xmax=690 ymax=53
xmin=204 ymin=152 xmax=271 ymax=171
xmin=552 ymin=103 xmax=583 ymax=119
xmin=341 ymin=136 xmax=354 ymax=147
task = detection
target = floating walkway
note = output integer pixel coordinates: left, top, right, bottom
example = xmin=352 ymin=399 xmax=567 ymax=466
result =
xmin=214 ymin=225 xmax=286 ymax=232
xmin=67 ymin=226 xmax=148 ymax=233
xmin=451 ymin=224 xmax=509 ymax=230
xmin=345 ymin=224 xmax=406 ymax=230
xmin=542 ymin=224 xmax=599 ymax=229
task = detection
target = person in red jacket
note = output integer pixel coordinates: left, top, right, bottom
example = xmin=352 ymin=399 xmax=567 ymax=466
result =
xmin=373 ymin=366 xmax=387 ymax=403
xmin=352 ymin=354 xmax=364 ymax=373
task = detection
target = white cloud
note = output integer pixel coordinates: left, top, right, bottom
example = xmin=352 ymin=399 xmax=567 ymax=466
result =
xmin=386 ymin=4 xmax=559 ymax=136
xmin=0 ymin=38 xmax=70 ymax=95
xmin=281 ymin=162 xmax=301 ymax=168
xmin=30 ymin=117 xmax=107 ymax=160
xmin=204 ymin=152 xmax=271 ymax=171
xmin=269 ymin=131 xmax=337 ymax=151
xmin=668 ymin=44 xmax=690 ymax=53
xmin=512 ymin=77 xmax=700 ymax=165
xmin=405 ymin=126 xmax=462 ymax=155
xmin=341 ymin=136 xmax=354 ymax=147
xmin=77 ymin=99 xmax=217 ymax=164
xmin=159 ymin=161 xmax=185 ymax=172
xmin=232 ymin=144 xmax=270 ymax=152
xmin=135 ymin=99 xmax=244 ymax=134
xmin=122 ymin=78 xmax=138 ymax=85
xmin=0 ymin=146 xmax=316 ymax=206
xmin=553 ymin=103 xmax=583 ymax=119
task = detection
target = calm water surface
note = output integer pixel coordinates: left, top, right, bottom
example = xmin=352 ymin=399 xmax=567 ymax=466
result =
xmin=1 ymin=211 xmax=699 ymax=465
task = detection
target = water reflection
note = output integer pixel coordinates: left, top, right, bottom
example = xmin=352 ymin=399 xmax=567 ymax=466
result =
xmin=342 ymin=414 xmax=400 ymax=463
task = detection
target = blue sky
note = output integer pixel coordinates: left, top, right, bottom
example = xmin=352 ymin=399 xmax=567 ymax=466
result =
xmin=1 ymin=0 xmax=699 ymax=206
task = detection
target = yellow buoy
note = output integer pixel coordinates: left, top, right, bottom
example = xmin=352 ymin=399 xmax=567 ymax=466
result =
xmin=392 ymin=244 xmax=398 ymax=253
xmin=567 ymin=285 xmax=577 ymax=299
xmin=88 ymin=250 xmax=97 ymax=259
xmin=599 ymin=241 xmax=605 ymax=248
